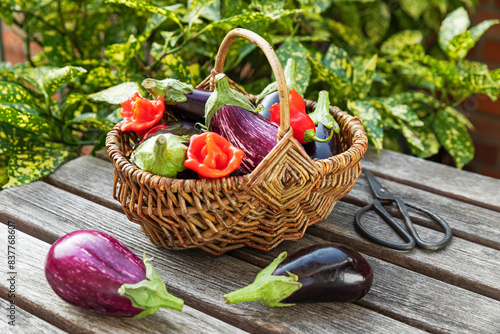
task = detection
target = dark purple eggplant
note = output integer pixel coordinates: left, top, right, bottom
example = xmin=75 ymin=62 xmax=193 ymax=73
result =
xmin=223 ymin=243 xmax=373 ymax=307
xmin=209 ymin=105 xmax=278 ymax=174
xmin=166 ymin=88 xmax=211 ymax=123
xmin=257 ymin=90 xmax=279 ymax=119
xmin=303 ymin=122 xmax=342 ymax=159
xmin=45 ymin=230 xmax=183 ymax=318
xmin=140 ymin=121 xmax=199 ymax=144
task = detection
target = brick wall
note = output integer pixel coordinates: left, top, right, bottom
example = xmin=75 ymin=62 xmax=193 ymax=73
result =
xmin=465 ymin=0 xmax=500 ymax=178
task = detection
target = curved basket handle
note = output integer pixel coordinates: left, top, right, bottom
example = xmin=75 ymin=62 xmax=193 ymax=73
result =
xmin=212 ymin=28 xmax=290 ymax=138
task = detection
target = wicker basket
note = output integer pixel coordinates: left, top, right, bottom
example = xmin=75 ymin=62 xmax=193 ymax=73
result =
xmin=105 ymin=28 xmax=368 ymax=255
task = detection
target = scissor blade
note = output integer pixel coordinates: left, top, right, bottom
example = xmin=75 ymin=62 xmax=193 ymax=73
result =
xmin=364 ymin=170 xmax=395 ymax=201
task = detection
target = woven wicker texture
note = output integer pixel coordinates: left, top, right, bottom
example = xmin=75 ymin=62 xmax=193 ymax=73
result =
xmin=105 ymin=28 xmax=368 ymax=255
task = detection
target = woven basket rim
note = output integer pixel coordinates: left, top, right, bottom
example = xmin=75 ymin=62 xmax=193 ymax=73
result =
xmin=105 ymin=99 xmax=367 ymax=193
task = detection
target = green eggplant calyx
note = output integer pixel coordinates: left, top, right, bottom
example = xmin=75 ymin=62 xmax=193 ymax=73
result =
xmin=223 ymin=252 xmax=302 ymax=307
xmin=142 ymin=78 xmax=193 ymax=105
xmin=130 ymin=133 xmax=188 ymax=178
xmin=119 ymin=254 xmax=184 ymax=319
xmin=204 ymin=74 xmax=256 ymax=127
xmin=303 ymin=127 xmax=335 ymax=143
xmin=308 ymin=90 xmax=340 ymax=134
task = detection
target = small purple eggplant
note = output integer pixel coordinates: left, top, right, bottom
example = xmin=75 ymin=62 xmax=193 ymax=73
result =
xmin=223 ymin=243 xmax=373 ymax=307
xmin=166 ymin=88 xmax=211 ymax=123
xmin=45 ymin=230 xmax=183 ymax=319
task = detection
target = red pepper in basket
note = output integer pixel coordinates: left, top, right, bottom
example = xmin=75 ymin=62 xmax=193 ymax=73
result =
xmin=120 ymin=93 xmax=165 ymax=137
xmin=184 ymin=132 xmax=244 ymax=178
xmin=270 ymin=88 xmax=333 ymax=144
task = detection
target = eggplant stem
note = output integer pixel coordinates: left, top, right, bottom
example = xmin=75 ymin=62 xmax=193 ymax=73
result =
xmin=223 ymin=252 xmax=302 ymax=307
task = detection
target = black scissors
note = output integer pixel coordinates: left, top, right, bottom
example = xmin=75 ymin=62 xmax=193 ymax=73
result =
xmin=354 ymin=170 xmax=452 ymax=251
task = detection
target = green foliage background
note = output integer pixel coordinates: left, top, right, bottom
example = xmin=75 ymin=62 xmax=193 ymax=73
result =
xmin=0 ymin=0 xmax=499 ymax=188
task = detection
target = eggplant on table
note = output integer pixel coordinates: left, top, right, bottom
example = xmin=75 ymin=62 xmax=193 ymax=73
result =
xmin=224 ymin=243 xmax=373 ymax=307
xmin=45 ymin=230 xmax=183 ymax=319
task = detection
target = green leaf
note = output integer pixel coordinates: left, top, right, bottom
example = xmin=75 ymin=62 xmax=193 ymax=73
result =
xmin=446 ymin=20 xmax=499 ymax=60
xmin=399 ymin=0 xmax=428 ymax=20
xmin=41 ymin=32 xmax=74 ymax=66
xmin=0 ymin=81 xmax=37 ymax=109
xmin=327 ymin=20 xmax=372 ymax=55
xmin=401 ymin=123 xmax=425 ymax=153
xmin=463 ymin=71 xmax=500 ymax=101
xmin=347 ymin=100 xmax=383 ymax=151
xmin=85 ymin=67 xmax=119 ymax=90
xmin=433 ymin=106 xmax=474 ymax=169
xmin=104 ymin=36 xmax=141 ymax=68
xmin=438 ymin=7 xmax=470 ymax=52
xmin=70 ymin=113 xmax=114 ymax=132
xmin=15 ymin=67 xmax=53 ymax=92
xmin=351 ymin=55 xmax=377 ymax=99
xmin=365 ymin=2 xmax=390 ymax=44
xmin=0 ymin=122 xmax=40 ymax=155
xmin=250 ymin=0 xmax=284 ymax=13
xmin=307 ymin=54 xmax=346 ymax=91
xmin=380 ymin=30 xmax=423 ymax=56
xmin=403 ymin=123 xmax=440 ymax=158
xmin=3 ymin=143 xmax=69 ymax=189
xmin=142 ymin=78 xmax=193 ymax=105
xmin=297 ymin=0 xmax=332 ymax=13
xmin=0 ymin=107 xmax=51 ymax=135
xmin=106 ymin=0 xmax=183 ymax=29
xmin=380 ymin=100 xmax=424 ymax=127
xmin=88 ymin=82 xmax=140 ymax=105
xmin=42 ymin=66 xmax=87 ymax=96
xmin=322 ymin=44 xmax=352 ymax=83
xmin=276 ymin=39 xmax=311 ymax=94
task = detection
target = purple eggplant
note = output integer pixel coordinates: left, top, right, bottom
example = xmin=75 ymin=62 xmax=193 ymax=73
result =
xmin=303 ymin=122 xmax=342 ymax=159
xmin=206 ymin=73 xmax=279 ymax=175
xmin=257 ymin=91 xmax=279 ymax=119
xmin=166 ymin=88 xmax=211 ymax=123
xmin=209 ymin=105 xmax=278 ymax=174
xmin=223 ymin=243 xmax=373 ymax=307
xmin=45 ymin=230 xmax=183 ymax=319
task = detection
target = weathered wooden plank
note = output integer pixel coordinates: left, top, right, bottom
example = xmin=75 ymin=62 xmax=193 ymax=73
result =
xmin=230 ymin=233 xmax=500 ymax=334
xmin=0 ymin=182 xmax=426 ymax=334
xmin=362 ymin=148 xmax=500 ymax=212
xmin=344 ymin=174 xmax=500 ymax=250
xmin=46 ymin=155 xmax=500 ymax=252
xmin=0 ymin=227 xmax=248 ymax=334
xmin=0 ymin=297 xmax=67 ymax=333
xmin=306 ymin=201 xmax=500 ymax=301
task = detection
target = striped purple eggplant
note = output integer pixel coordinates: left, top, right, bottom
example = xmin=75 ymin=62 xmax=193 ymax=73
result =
xmin=45 ymin=230 xmax=183 ymax=319
xmin=209 ymin=105 xmax=278 ymax=175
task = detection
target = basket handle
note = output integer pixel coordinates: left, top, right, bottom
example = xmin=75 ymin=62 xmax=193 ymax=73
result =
xmin=212 ymin=28 xmax=290 ymax=138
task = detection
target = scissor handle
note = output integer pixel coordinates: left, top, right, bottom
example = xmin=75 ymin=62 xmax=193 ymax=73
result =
xmin=399 ymin=200 xmax=453 ymax=251
xmin=354 ymin=200 xmax=416 ymax=250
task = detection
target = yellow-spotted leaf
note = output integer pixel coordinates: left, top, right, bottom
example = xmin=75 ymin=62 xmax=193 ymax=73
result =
xmin=399 ymin=0 xmax=427 ymax=20
xmin=105 ymin=36 xmax=141 ymax=68
xmin=381 ymin=100 xmax=424 ymax=127
xmin=438 ymin=7 xmax=470 ymax=52
xmin=433 ymin=106 xmax=474 ymax=169
xmin=322 ymin=44 xmax=352 ymax=83
xmin=0 ymin=107 xmax=51 ymax=135
xmin=3 ymin=143 xmax=69 ymax=189
xmin=297 ymin=0 xmax=332 ymax=13
xmin=15 ymin=67 xmax=53 ymax=92
xmin=0 ymin=81 xmax=36 ymax=108
xmin=463 ymin=71 xmax=500 ymax=101
xmin=106 ymin=0 xmax=183 ymax=29
xmin=447 ymin=20 xmax=499 ymax=60
xmin=42 ymin=66 xmax=87 ymax=96
xmin=491 ymin=69 xmax=500 ymax=84
xmin=276 ymin=39 xmax=311 ymax=94
xmin=327 ymin=21 xmax=372 ymax=54
xmin=0 ymin=122 xmax=40 ymax=155
xmin=351 ymin=55 xmax=377 ymax=99
xmin=85 ymin=67 xmax=119 ymax=90
xmin=380 ymin=30 xmax=423 ymax=56
xmin=347 ymin=100 xmax=383 ymax=152
xmin=307 ymin=54 xmax=346 ymax=91
xmin=71 ymin=113 xmax=114 ymax=132
xmin=404 ymin=123 xmax=440 ymax=159
xmin=88 ymin=82 xmax=140 ymax=105
xmin=41 ymin=31 xmax=74 ymax=66
xmin=365 ymin=2 xmax=390 ymax=44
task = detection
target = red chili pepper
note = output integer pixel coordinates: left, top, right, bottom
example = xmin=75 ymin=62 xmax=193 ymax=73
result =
xmin=120 ymin=92 xmax=165 ymax=137
xmin=141 ymin=123 xmax=168 ymax=143
xmin=184 ymin=132 xmax=245 ymax=178
xmin=270 ymin=88 xmax=332 ymax=144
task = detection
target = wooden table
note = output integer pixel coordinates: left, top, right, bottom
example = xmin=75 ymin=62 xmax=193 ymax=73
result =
xmin=1 ymin=148 xmax=499 ymax=333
